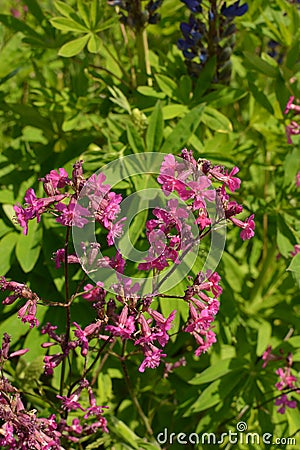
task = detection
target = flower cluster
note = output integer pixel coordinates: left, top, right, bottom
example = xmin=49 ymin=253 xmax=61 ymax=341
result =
xmin=178 ymin=0 xmax=248 ymax=80
xmin=107 ymin=0 xmax=163 ymax=30
xmin=262 ymin=346 xmax=299 ymax=414
xmin=13 ymin=161 xmax=126 ymax=247
xmin=284 ymin=95 xmax=300 ymax=144
xmin=1 ymin=149 xmax=256 ymax=443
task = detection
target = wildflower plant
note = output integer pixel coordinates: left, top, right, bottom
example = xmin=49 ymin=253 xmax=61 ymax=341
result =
xmin=0 ymin=0 xmax=300 ymax=447
xmin=1 ymin=149 xmax=255 ymax=445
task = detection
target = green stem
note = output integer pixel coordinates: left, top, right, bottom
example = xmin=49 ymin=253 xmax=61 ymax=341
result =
xmin=120 ymin=342 xmax=153 ymax=436
xmin=136 ymin=29 xmax=152 ymax=86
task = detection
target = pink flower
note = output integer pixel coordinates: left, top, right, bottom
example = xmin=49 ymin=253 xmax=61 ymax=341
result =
xmin=17 ymin=300 xmax=39 ymax=328
xmin=261 ymin=345 xmax=279 ymax=368
xmin=107 ymin=217 xmax=126 ymax=246
xmin=56 ymin=394 xmax=85 ymax=412
xmin=230 ymin=214 xmax=255 ymax=240
xmin=290 ymin=244 xmax=300 ymax=257
xmin=286 ymin=120 xmax=300 ymax=144
xmin=138 ymin=345 xmax=166 ymax=372
xmin=82 ymin=282 xmax=105 ymax=302
xmin=188 ymin=177 xmax=216 ymax=210
xmin=284 ymin=96 xmax=300 ymax=114
xmin=275 ymin=367 xmax=297 ymax=391
xmin=210 ymin=166 xmax=241 ymax=192
xmin=296 ymin=172 xmax=300 ymax=187
xmin=105 ymin=305 xmax=135 ymax=339
xmin=56 ymin=198 xmax=90 ymax=227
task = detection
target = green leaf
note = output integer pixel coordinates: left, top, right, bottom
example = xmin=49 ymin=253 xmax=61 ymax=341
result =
xmin=137 ymin=86 xmax=165 ymax=99
xmin=276 ymin=215 xmax=295 ymax=257
xmin=155 ymin=74 xmax=177 ymax=99
xmin=248 ymin=81 xmax=274 ymax=115
xmin=256 ymin=320 xmax=272 ymax=356
xmin=187 ymin=372 xmax=243 ymax=413
xmin=189 ymin=358 xmax=248 ymax=385
xmin=283 ymin=147 xmax=300 ymax=186
xmin=162 ymin=104 xmax=188 ymax=120
xmin=160 ymin=104 xmax=205 ymax=153
xmin=126 ymin=123 xmax=145 ymax=154
xmin=108 ymin=86 xmax=131 ymax=114
xmin=77 ymin=0 xmax=91 ymax=27
xmin=90 ymin=0 xmax=100 ymax=29
xmin=16 ymin=220 xmax=42 ymax=273
xmin=94 ymin=16 xmax=117 ymax=33
xmin=58 ymin=34 xmax=90 ymax=57
xmin=0 ymin=232 xmax=18 ymax=275
xmin=110 ymin=417 xmax=140 ymax=449
xmin=201 ymin=106 xmax=233 ymax=133
xmin=50 ymin=17 xmax=89 ymax=32
xmin=0 ymin=14 xmax=41 ymax=38
xmin=277 ymin=228 xmax=293 ymax=258
xmin=87 ymin=34 xmax=101 ymax=53
xmin=243 ymin=52 xmax=279 ymax=78
xmin=192 ymin=56 xmax=216 ymax=101
xmin=25 ymin=0 xmax=45 ymax=23
xmin=287 ymin=253 xmax=300 ymax=278
xmin=54 ymin=0 xmax=76 ymax=17
xmin=146 ymin=101 xmax=164 ymax=152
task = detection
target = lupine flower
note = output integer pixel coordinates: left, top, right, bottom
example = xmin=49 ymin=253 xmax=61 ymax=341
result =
xmin=108 ymin=0 xmax=164 ymax=30
xmin=178 ymin=1 xmax=248 ymax=80
xmin=221 ymin=1 xmax=248 ymax=17
xmin=296 ymin=171 xmax=300 ymax=187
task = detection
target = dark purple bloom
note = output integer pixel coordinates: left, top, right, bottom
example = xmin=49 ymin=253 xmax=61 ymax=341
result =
xmin=181 ymin=0 xmax=202 ymax=13
xmin=221 ymin=1 xmax=248 ymax=17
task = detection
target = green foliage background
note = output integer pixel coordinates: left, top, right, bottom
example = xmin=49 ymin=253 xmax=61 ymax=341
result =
xmin=0 ymin=0 xmax=300 ymax=448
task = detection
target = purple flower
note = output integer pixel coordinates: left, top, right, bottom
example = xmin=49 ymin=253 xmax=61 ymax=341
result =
xmin=275 ymin=394 xmax=297 ymax=414
xmin=221 ymin=1 xmax=248 ymax=17
xmin=56 ymin=394 xmax=85 ymax=412
xmin=181 ymin=0 xmax=202 ymax=13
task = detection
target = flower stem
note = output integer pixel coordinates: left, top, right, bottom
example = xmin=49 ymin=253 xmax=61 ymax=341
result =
xmin=120 ymin=342 xmax=153 ymax=436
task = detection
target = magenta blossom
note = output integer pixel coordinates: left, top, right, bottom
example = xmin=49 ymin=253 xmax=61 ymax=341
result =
xmin=230 ymin=214 xmax=255 ymax=240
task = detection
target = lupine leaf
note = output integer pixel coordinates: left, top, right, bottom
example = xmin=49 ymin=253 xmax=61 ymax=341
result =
xmin=146 ymin=101 xmax=164 ymax=152
xmin=160 ymin=104 xmax=205 ymax=153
